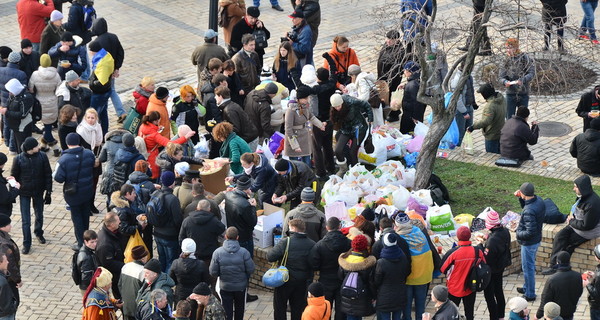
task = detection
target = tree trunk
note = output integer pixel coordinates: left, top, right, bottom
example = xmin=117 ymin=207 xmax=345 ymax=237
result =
xmin=414 ymin=110 xmax=454 ymax=188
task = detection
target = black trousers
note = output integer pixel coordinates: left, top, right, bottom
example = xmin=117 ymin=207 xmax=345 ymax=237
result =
xmin=273 ymin=279 xmax=308 ymax=320
xmin=550 ymin=225 xmax=588 ymax=265
xmin=12 ymin=124 xmax=32 ymax=154
xmin=323 ymin=283 xmax=345 ymax=320
xmin=220 ymin=289 xmax=246 ymax=320
xmin=483 ymin=272 xmax=505 ymax=320
xmin=313 ymin=122 xmax=335 ymax=177
xmin=449 ymin=291 xmax=476 ymax=320
xmin=542 ymin=6 xmax=566 ymax=49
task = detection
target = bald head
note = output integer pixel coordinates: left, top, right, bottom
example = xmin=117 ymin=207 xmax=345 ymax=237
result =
xmin=197 ymin=199 xmax=211 ymax=211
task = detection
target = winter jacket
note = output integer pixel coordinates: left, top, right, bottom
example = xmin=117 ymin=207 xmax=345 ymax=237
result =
xmin=16 ymin=0 xmax=55 ymax=43
xmin=500 ymin=116 xmax=539 ymax=160
xmin=471 ymin=92 xmax=505 ymax=141
xmin=432 ymin=300 xmax=461 ymax=320
xmin=401 ymin=0 xmax=432 ymax=41
xmin=440 ymin=241 xmax=486 ymax=297
xmin=498 ymin=52 xmax=535 ymax=95
xmin=152 ymin=187 xmax=184 ymax=241
xmin=10 ymin=150 xmax=52 ymax=197
xmin=118 ymin=261 xmax=145 ymax=318
xmin=374 ymin=254 xmax=410 ymax=312
xmin=225 ymin=71 xmax=245 ymax=106
xmin=209 ymin=239 xmax=255 ymax=292
xmin=173 ymin=182 xmax=194 ymax=211
xmin=77 ymin=244 xmax=99 ymax=290
xmin=587 ymin=264 xmax=600 ymax=309
xmin=170 ymin=96 xmax=203 ymax=135
xmin=0 ymin=174 xmax=19 ymax=216
xmin=169 ymin=256 xmax=210 ymax=303
xmin=312 ymin=76 xmax=337 ymax=122
xmin=28 ymin=66 xmax=61 ymax=124
xmin=133 ymin=85 xmax=153 ymax=115
xmin=19 ymin=51 xmax=40 ymax=79
xmin=224 ymin=189 xmax=257 ymax=241
xmin=0 ymin=230 xmax=21 ymax=287
xmin=323 ymin=41 xmax=360 ymax=86
xmin=63 ymin=0 xmax=92 ymax=44
xmin=516 ymin=195 xmax=546 ymax=246
xmin=179 ymin=210 xmax=226 ymax=260
xmin=244 ymin=89 xmax=274 ymax=139
xmin=338 ymin=252 xmax=376 ymax=317
xmin=232 ymin=50 xmax=261 ymax=93
xmin=232 ymin=153 xmax=277 ymax=195
xmin=184 ymin=194 xmax=221 ymax=220
xmin=218 ymin=0 xmax=246 ymax=44
xmin=372 ymin=227 xmax=411 ymax=262
xmin=230 ymin=18 xmax=270 ymax=59
xmin=0 ymin=271 xmax=17 ymax=318
xmin=53 ymin=146 xmax=96 ymax=205
xmin=219 ymin=132 xmax=251 ymax=174
xmin=137 ymin=272 xmax=175 ymax=306
xmin=219 ymin=99 xmax=258 ymax=143
xmin=96 ymin=225 xmax=126 ymax=295
xmin=570 ymin=175 xmax=600 ymax=239
xmin=291 ymin=23 xmax=313 ymax=67
xmin=110 ymin=191 xmax=141 ymax=237
xmin=48 ymin=42 xmax=87 ymax=77
xmin=40 ymin=21 xmax=64 ymax=61
xmin=482 ymin=225 xmax=512 ymax=274
xmin=90 ymin=18 xmax=124 ymax=69
xmin=155 ymin=151 xmax=202 ymax=178
xmin=284 ymin=103 xmax=323 ymax=158
xmin=273 ymin=160 xmax=316 ymax=201
xmin=0 ymin=63 xmax=28 ymax=107
xmin=576 ymin=88 xmax=600 ymax=131
xmin=191 ymin=42 xmax=229 ymax=81
xmin=99 ymin=129 xmax=127 ymax=175
xmin=354 ymin=72 xmax=377 ymax=102
xmin=200 ymin=82 xmax=222 ymax=132
xmin=283 ymin=203 xmax=326 ymax=242
xmin=311 ymin=230 xmax=351 ymax=289
xmin=114 ymin=146 xmax=145 ymax=181
xmin=302 ymin=296 xmax=330 ymax=320
xmin=570 ymin=128 xmax=600 ymax=175
xmin=56 ymin=82 xmax=92 ymax=120
xmin=334 ymin=95 xmax=373 ymax=136
xmin=5 ymin=89 xmax=34 ymax=132
xmin=377 ymin=41 xmax=405 ymax=83
xmin=535 ymin=265 xmax=583 ymax=319
xmin=58 ymin=122 xmax=77 ymax=150
xmin=138 ymin=122 xmax=187 ymax=180
xmin=146 ymin=94 xmax=171 ymax=138
xmin=273 ymin=57 xmax=300 ymax=92
xmin=268 ymin=232 xmax=316 ymax=281
xmin=136 ymin=302 xmax=171 ymax=320
xmin=127 ymin=171 xmax=155 ymax=193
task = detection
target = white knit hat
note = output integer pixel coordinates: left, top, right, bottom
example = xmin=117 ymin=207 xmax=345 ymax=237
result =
xmin=181 ymin=238 xmax=196 ymax=254
xmin=5 ymin=79 xmax=24 ymax=96
xmin=50 ymin=10 xmax=63 ymax=22
xmin=330 ymin=93 xmax=343 ymax=107
xmin=174 ymin=162 xmax=189 ymax=176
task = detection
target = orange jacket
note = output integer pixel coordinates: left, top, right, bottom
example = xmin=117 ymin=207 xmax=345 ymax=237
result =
xmin=139 ymin=122 xmax=187 ymax=179
xmin=322 ymin=42 xmax=360 ymax=76
xmin=146 ymin=94 xmax=170 ymax=139
xmin=301 ymin=296 xmax=331 ymax=320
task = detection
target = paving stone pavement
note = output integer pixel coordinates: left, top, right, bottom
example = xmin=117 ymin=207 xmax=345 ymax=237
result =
xmin=0 ymin=0 xmax=599 ymax=318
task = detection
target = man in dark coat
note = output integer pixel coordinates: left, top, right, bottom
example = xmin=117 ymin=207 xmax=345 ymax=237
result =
xmin=268 ymin=219 xmax=316 ymax=320
xmin=570 ymin=118 xmax=600 ymax=176
xmin=500 ymin=106 xmax=539 ymax=161
xmin=191 ymin=29 xmax=229 ymax=86
xmin=291 ymin=0 xmax=320 ymax=47
xmin=18 ymin=39 xmax=40 ymax=80
xmin=184 ymin=183 xmax=221 ymax=219
xmin=400 ymin=61 xmax=426 ymax=134
xmin=310 ymin=217 xmax=351 ymax=320
xmin=56 ymin=70 xmax=92 ymax=121
xmin=272 ymin=158 xmax=316 ymax=210
xmin=63 ymin=0 xmax=93 ymax=45
xmin=77 ymin=230 xmax=99 ymax=294
xmin=244 ymin=83 xmax=278 ymax=140
xmin=96 ymin=212 xmax=125 ymax=299
xmin=215 ymin=86 xmax=258 ymax=145
xmin=229 ymin=6 xmax=270 ymax=67
xmin=0 ymin=250 xmax=17 ymax=319
xmin=179 ymin=199 xmax=226 ymax=264
xmin=535 ymin=252 xmax=583 ymax=320
xmin=540 ymin=0 xmax=567 ymax=51
xmin=576 ymin=86 xmax=600 ymax=131
xmin=40 ymin=10 xmax=65 ymax=64
xmin=0 ymin=216 xmax=21 ymax=309
xmin=0 ymin=153 xmax=20 ymax=216
xmin=153 ymin=171 xmax=184 ymax=273
xmin=53 ymin=132 xmax=96 ymax=248
xmin=11 ymin=137 xmax=52 ymax=254
xmin=377 ymin=30 xmax=407 ymax=123
xmin=224 ymin=176 xmax=257 ymax=258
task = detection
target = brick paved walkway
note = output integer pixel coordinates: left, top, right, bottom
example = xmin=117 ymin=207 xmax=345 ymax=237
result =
xmin=0 ymin=0 xmax=599 ymax=318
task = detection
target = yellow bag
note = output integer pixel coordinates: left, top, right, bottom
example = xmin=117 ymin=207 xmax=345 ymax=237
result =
xmin=124 ymin=230 xmax=148 ymax=263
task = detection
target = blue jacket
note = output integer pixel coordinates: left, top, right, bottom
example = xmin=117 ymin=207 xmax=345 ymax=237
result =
xmin=0 ymin=63 xmax=28 ymax=106
xmin=48 ymin=43 xmax=88 ymax=76
xmin=54 ymin=146 xmax=96 ymax=205
xmin=292 ymin=23 xmax=313 ymax=66
xmin=516 ymin=195 xmax=546 ymax=246
xmin=209 ymin=239 xmax=255 ymax=292
xmin=400 ymin=0 xmax=432 ymax=41
xmin=63 ymin=1 xmax=93 ymax=44
xmin=233 ymin=153 xmax=278 ymax=195
xmin=114 ymin=146 xmax=145 ymax=176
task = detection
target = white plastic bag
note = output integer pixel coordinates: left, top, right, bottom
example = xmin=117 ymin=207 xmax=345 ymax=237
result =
xmin=392 ymin=186 xmax=410 ymax=211
xmin=410 ymin=189 xmax=434 ymax=207
xmin=256 ymin=141 xmax=274 ymax=161
xmin=358 ymin=144 xmax=387 ymax=166
xmin=194 ymin=136 xmax=210 ymax=159
xmin=426 ymin=205 xmax=456 ymax=233
xmin=398 ymin=168 xmax=416 ymax=189
xmin=414 ymin=121 xmax=429 ymax=137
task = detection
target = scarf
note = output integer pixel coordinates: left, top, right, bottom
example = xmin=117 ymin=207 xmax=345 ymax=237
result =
xmin=77 ymin=120 xmax=103 ymax=149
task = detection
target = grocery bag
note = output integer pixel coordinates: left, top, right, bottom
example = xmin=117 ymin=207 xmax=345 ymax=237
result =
xmin=407 ymin=196 xmax=429 ymax=219
xmin=463 ymin=131 xmax=474 ymax=155
xmin=124 ymin=230 xmax=148 ymax=263
xmin=501 ymin=211 xmax=520 ymax=232
xmin=454 ymin=213 xmax=475 ymax=227
xmin=325 ymin=201 xmax=350 ymax=222
xmin=268 ymin=132 xmax=285 ymax=154
xmin=427 ymin=205 xmax=456 ymax=233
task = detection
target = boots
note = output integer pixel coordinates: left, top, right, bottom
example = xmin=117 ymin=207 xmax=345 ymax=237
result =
xmin=336 ymin=160 xmax=348 ymax=177
xmin=48 ymin=140 xmax=60 ymax=157
xmin=39 ymin=138 xmax=50 ymax=152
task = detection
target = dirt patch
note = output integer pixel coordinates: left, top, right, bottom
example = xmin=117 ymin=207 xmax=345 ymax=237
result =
xmin=530 ymin=59 xmax=597 ymax=95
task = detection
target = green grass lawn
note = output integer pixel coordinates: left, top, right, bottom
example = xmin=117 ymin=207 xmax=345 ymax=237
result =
xmin=434 ymin=159 xmax=577 ymax=216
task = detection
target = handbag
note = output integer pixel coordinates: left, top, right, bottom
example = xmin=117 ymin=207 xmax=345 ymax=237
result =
xmin=253 ymin=29 xmax=269 ymax=50
xmin=123 ymin=107 xmax=143 ymax=135
xmin=63 ymin=150 xmax=83 ymax=195
xmin=262 ymin=237 xmax=290 ymax=288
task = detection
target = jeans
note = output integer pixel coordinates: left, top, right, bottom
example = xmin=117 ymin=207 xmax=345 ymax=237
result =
xmin=449 ymin=291 xmax=476 ymax=320
xmin=111 ymin=80 xmax=126 ymax=117
xmin=403 ymin=284 xmax=428 ymax=320
xmin=43 ymin=123 xmax=56 ymax=143
xmin=455 ymin=110 xmax=474 ymax=146
xmin=377 ymin=310 xmax=402 ymax=320
xmin=335 ymin=131 xmax=364 ymax=166
xmin=70 ymin=202 xmax=91 ymax=247
xmin=549 ymin=225 xmax=588 ymax=266
xmin=591 ymin=308 xmax=600 ymax=320
xmin=313 ymin=123 xmax=335 ymax=177
xmin=484 ymin=140 xmax=500 ymax=154
xmin=521 ymin=242 xmax=540 ymax=298
xmin=483 ymin=272 xmax=505 ymax=320
xmin=290 ymin=156 xmax=311 ymax=167
xmin=80 ymin=48 xmax=90 ymax=81
xmin=91 ymin=91 xmax=111 ymax=136
xmin=20 ymin=195 xmax=44 ymax=249
xmin=155 ymin=236 xmax=180 ymax=273
xmin=0 ymin=314 xmax=16 ymax=320
xmin=581 ymin=0 xmax=598 ymax=39
xmin=253 ymin=0 xmax=279 ymax=6
xmin=220 ymin=289 xmax=246 ymax=320
xmin=239 ymin=239 xmax=254 ymax=259
xmin=505 ymin=94 xmax=529 ymax=119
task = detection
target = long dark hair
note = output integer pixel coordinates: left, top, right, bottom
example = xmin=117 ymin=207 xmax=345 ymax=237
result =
xmin=330 ymin=103 xmax=349 ymax=130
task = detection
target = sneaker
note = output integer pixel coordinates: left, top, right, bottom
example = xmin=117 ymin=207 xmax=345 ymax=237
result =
xmin=593 ymin=40 xmax=600 ymax=45
xmin=579 ymin=34 xmax=591 ymax=40
xmin=522 ymin=295 xmax=536 ymax=302
xmin=37 ymin=235 xmax=46 ymax=244
xmin=246 ymin=294 xmax=258 ymax=302
xmin=21 ymin=247 xmax=30 ymax=254
xmin=516 ymin=287 xmax=525 ymax=294
xmin=542 ymin=268 xmax=556 ymax=275
xmin=272 ymin=4 xmax=284 ymax=11
xmin=117 ymin=114 xmax=127 ymax=123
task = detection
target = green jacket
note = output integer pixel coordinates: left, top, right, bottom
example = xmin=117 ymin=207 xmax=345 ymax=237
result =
xmin=338 ymin=95 xmax=373 ymax=136
xmin=473 ymin=93 xmax=506 ymax=141
xmin=219 ymin=132 xmax=252 ymax=174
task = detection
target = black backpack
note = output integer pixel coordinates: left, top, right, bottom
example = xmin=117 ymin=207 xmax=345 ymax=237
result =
xmin=31 ymin=97 xmax=42 ymax=122
xmin=112 ymin=160 xmax=130 ymax=189
xmin=341 ymin=271 xmax=366 ymax=299
xmin=465 ymin=246 xmax=491 ymax=292
xmin=253 ymin=29 xmax=269 ymax=49
xmin=428 ymin=173 xmax=450 ymax=206
xmin=146 ymin=189 xmax=167 ymax=226
xmin=71 ymin=250 xmax=81 ymax=285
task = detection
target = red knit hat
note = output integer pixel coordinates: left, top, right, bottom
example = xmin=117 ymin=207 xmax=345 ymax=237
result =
xmin=457 ymin=226 xmax=471 ymax=241
xmin=351 ymin=234 xmax=369 ymax=252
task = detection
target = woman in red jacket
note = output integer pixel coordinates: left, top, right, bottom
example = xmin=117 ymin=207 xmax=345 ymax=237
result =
xmin=138 ymin=111 xmax=194 ymax=180
xmin=132 ymin=76 xmax=155 ymax=115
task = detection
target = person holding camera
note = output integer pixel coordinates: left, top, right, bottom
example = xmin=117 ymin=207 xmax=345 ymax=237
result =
xmin=286 ymin=10 xmax=313 ymax=68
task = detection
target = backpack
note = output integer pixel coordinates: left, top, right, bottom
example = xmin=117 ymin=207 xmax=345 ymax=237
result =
xmin=146 ymin=189 xmax=167 ymax=226
xmin=465 ymin=246 xmax=491 ymax=292
xmin=71 ymin=250 xmax=81 ymax=285
xmin=428 ymin=173 xmax=450 ymax=206
xmin=130 ymin=183 xmax=150 ymax=214
xmin=341 ymin=271 xmax=365 ymax=299
xmin=31 ymin=97 xmax=42 ymax=122
xmin=253 ymin=29 xmax=269 ymax=49
xmin=112 ymin=160 xmax=130 ymax=189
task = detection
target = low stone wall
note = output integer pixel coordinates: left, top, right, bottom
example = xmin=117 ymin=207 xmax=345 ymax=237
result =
xmin=249 ymin=223 xmax=599 ymax=290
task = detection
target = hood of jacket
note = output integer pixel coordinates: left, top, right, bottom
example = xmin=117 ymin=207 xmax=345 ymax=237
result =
xmin=356 ymin=71 xmax=376 ymax=86
xmin=189 ymin=210 xmax=214 ymax=225
xmin=155 ymin=151 xmax=172 ymax=169
xmin=36 ymin=66 xmax=59 ymax=80
xmin=134 ymin=84 xmax=153 ymax=99
xmin=105 ymin=128 xmax=128 ymax=143
xmin=322 ymin=230 xmax=351 ymax=252
xmin=251 ymin=89 xmax=272 ymax=103
xmin=148 ymin=94 xmax=167 ymax=108
xmin=575 ymin=174 xmax=594 ymax=198
xmin=223 ymin=239 xmax=241 ymax=253
xmin=154 ymin=272 xmax=175 ymax=288
xmin=128 ymin=171 xmax=151 ymax=184
xmin=585 ymin=128 xmax=600 ymax=142
xmin=293 ymin=203 xmax=319 ymax=219
xmin=116 ymin=146 xmax=142 ymax=163
xmin=338 ymin=251 xmax=376 ymax=271
xmin=91 ymin=17 xmax=108 ymax=36
xmin=110 ymin=191 xmax=129 ymax=208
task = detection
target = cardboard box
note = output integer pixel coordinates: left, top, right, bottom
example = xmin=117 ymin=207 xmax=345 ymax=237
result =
xmin=191 ymin=163 xmax=230 ymax=195
xmin=253 ymin=203 xmax=284 ymax=249
xmin=253 ymin=225 xmax=273 ymax=248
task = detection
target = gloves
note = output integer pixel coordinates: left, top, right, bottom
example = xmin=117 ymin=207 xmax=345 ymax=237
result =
xmin=466 ymin=126 xmax=474 ymax=133
xmin=473 ymin=103 xmax=479 ymax=110
xmin=44 ymin=192 xmax=51 ymax=205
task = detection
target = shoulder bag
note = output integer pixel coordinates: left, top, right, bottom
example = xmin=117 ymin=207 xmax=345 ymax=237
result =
xmin=262 ymin=237 xmax=290 ymax=288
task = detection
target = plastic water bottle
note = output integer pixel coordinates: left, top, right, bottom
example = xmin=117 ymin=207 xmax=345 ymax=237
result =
xmin=273 ymin=224 xmax=283 ymax=246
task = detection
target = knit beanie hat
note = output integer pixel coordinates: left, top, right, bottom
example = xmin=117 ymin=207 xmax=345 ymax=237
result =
xmin=432 ymin=285 xmax=448 ymax=302
xmin=0 ymin=153 xmax=7 ymax=166
xmin=544 ymin=302 xmax=561 ymax=319
xmin=5 ymin=79 xmax=24 ymax=95
xmin=0 ymin=46 xmax=12 ymax=60
xmin=351 ymin=234 xmax=369 ymax=252
xmin=591 ymin=118 xmax=600 ymax=130
xmin=134 ymin=160 xmax=148 ymax=173
xmin=485 ymin=209 xmax=500 ymax=230
xmin=181 ymin=238 xmax=196 ymax=254
xmin=361 ymin=207 xmax=375 ymax=222
xmin=348 ymin=64 xmax=361 ymax=76
xmin=8 ymin=52 xmax=20 ymax=63
xmin=0 ymin=215 xmax=10 ymax=228
xmin=144 ymin=259 xmax=162 ymax=274
xmin=22 ymin=137 xmax=38 ymax=152
xmin=456 ymin=226 xmax=471 ymax=241
xmin=236 ymin=175 xmax=252 ymax=190
xmin=330 ymin=93 xmax=343 ymax=107
xmin=21 ymin=39 xmax=33 ymax=49
xmin=308 ymin=282 xmax=324 ymax=297
xmin=40 ymin=53 xmax=51 ymax=68
xmin=161 ymin=171 xmax=176 ymax=187
xmin=507 ymin=296 xmax=528 ymax=313
xmin=61 ymin=31 xmax=74 ymax=42
xmin=174 ymin=162 xmax=189 ymax=176
xmin=556 ymin=251 xmax=571 ymax=265
xmin=274 ymin=159 xmax=289 ymax=172
xmin=155 ymin=87 xmax=169 ymax=100
xmin=66 ymin=132 xmax=80 ymax=146
xmin=300 ymin=187 xmax=315 ymax=202
xmin=394 ymin=212 xmax=410 ymax=225
xmin=193 ymin=282 xmax=211 ymax=295
xmin=65 ymin=70 xmax=79 ymax=82
xmin=122 ymin=133 xmax=135 ymax=148
xmin=50 ymin=10 xmax=63 ymax=22
xmin=131 ymin=245 xmax=149 ymax=261
xmin=477 ymin=83 xmax=496 ymax=100
xmin=519 ymin=182 xmax=535 ymax=197
xmin=264 ymin=82 xmax=278 ymax=95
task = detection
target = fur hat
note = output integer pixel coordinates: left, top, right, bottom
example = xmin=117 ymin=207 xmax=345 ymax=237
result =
xmin=181 ymin=238 xmax=196 ymax=254
xmin=300 ymin=187 xmax=315 ymax=202
xmin=5 ymin=78 xmax=24 ymax=95
xmin=95 ymin=267 xmax=113 ymax=288
xmin=519 ymin=182 xmax=535 ymax=197
xmin=330 ymin=93 xmax=343 ymax=107
xmin=351 ymin=234 xmax=369 ymax=252
xmin=0 ymin=215 xmax=11 ymax=228
xmin=7 ymin=52 xmax=21 ymax=64
xmin=192 ymin=282 xmax=211 ymax=295
xmin=161 ymin=171 xmax=176 ymax=187
xmin=22 ymin=137 xmax=38 ymax=152
xmin=456 ymin=226 xmax=471 ymax=241
xmin=246 ymin=6 xmax=260 ymax=17
xmin=131 ymin=245 xmax=149 ymax=261
xmin=50 ymin=10 xmax=63 ymax=22
xmin=40 ymin=53 xmax=51 ymax=68
xmin=66 ymin=132 xmax=80 ymax=146
xmin=65 ymin=70 xmax=80 ymax=82
xmin=432 ymin=285 xmax=448 ymax=302
xmin=144 ymin=259 xmax=162 ymax=274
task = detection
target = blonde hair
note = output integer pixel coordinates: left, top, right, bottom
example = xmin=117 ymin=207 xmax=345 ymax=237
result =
xmin=84 ymin=108 xmax=99 ymax=119
xmin=166 ymin=143 xmax=183 ymax=157
xmin=141 ymin=76 xmax=155 ymax=88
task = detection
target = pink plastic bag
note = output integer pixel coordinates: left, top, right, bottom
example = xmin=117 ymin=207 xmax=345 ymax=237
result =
xmin=406 ymin=135 xmax=425 ymax=153
xmin=325 ymin=201 xmax=350 ymax=222
xmin=406 ymin=196 xmax=429 ymax=219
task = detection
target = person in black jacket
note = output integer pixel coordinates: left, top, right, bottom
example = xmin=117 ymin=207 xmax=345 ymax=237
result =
xmin=110 ymin=184 xmax=153 ymax=261
xmin=153 ymin=171 xmax=184 ymax=273
xmin=500 ymin=107 xmax=539 ymax=161
xmin=18 ymin=39 xmax=41 ymax=80
xmin=229 ymin=7 xmax=270 ymax=67
xmin=224 ymin=175 xmax=258 ymax=258
xmin=310 ymin=217 xmax=351 ymax=320
xmin=0 ymin=153 xmax=19 ymax=216
xmin=96 ymin=212 xmax=125 ymax=299
xmin=372 ymin=217 xmax=412 ymax=261
xmin=56 ymin=71 xmax=92 ymax=121
xmin=477 ymin=210 xmax=511 ymax=320
xmin=169 ymin=238 xmax=210 ymax=318
xmin=179 ymin=199 xmax=226 ymax=264
xmin=1 ymin=79 xmax=34 ymax=154
xmin=400 ymin=61 xmax=426 ymax=134
xmin=576 ymin=86 xmax=600 ymax=132
xmin=584 ymin=244 xmax=600 ymax=319
xmin=377 ymin=30 xmax=407 ymax=123
xmin=87 ymin=40 xmax=114 ymax=136
xmin=570 ymin=118 xmax=600 ymax=176
xmin=63 ymin=0 xmax=93 ymax=45
xmin=272 ymin=158 xmax=316 ymax=210
xmin=374 ymin=233 xmax=410 ymax=320
xmin=0 ymin=250 xmax=17 ymax=319
xmin=215 ymin=86 xmax=259 ymax=145
xmin=535 ymin=251 xmax=583 ymax=320
xmin=268 ymin=219 xmax=316 ymax=320
xmin=77 ymin=229 xmax=99 ymax=294
xmin=338 ymin=234 xmax=376 ymax=319
xmin=541 ymin=0 xmax=567 ymax=51
xmin=311 ymin=66 xmax=336 ymax=179
xmin=11 ymin=137 xmax=52 ymax=254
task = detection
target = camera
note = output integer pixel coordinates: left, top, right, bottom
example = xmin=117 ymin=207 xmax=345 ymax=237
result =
xmin=281 ymin=30 xmax=299 ymax=43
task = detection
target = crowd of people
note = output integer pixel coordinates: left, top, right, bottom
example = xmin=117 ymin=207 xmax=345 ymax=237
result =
xmin=0 ymin=0 xmax=600 ymax=319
